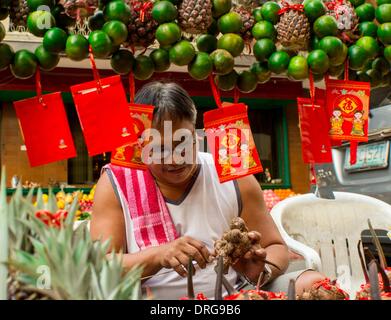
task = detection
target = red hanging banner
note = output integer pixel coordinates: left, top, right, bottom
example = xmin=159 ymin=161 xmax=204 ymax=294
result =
xmin=14 ymin=70 xmax=76 ymax=167
xmin=204 ymin=103 xmax=263 ymax=183
xmin=297 ymin=97 xmax=332 ymax=164
xmin=70 ymin=50 xmax=136 ymax=156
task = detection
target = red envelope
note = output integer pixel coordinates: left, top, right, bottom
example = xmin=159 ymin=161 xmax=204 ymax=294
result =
xmin=204 ymin=103 xmax=263 ymax=183
xmin=297 ymin=97 xmax=332 ymax=164
xmin=70 ymin=75 xmax=136 ymax=156
xmin=13 ymin=92 xmax=77 ymax=167
xmin=111 ymin=103 xmax=155 ymax=170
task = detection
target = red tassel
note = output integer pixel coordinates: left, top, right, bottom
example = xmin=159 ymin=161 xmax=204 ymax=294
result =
xmin=350 ymin=141 xmax=358 ymax=165
xmin=209 ymin=74 xmax=222 ymax=108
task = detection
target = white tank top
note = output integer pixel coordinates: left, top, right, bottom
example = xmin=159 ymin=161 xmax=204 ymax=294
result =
xmin=108 ymin=152 xmax=242 ymax=300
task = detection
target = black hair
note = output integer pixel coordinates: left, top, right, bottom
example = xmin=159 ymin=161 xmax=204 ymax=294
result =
xmin=134 ymin=82 xmax=197 ymax=128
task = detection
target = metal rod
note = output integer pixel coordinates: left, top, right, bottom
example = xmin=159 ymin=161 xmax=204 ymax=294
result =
xmin=287 ymin=279 xmax=296 ymax=300
xmin=214 ymin=256 xmax=224 ymax=300
xmin=368 ymin=260 xmax=381 ymax=300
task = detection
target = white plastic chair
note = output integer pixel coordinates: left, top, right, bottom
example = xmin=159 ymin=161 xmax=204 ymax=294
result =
xmin=270 ymin=192 xmax=391 ymax=297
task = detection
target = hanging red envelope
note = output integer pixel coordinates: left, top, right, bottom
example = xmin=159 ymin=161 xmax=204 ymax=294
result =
xmin=297 ymin=97 xmax=332 ymax=164
xmin=70 ymin=50 xmax=136 ymax=156
xmin=14 ymin=71 xmax=76 ymax=167
xmin=111 ymin=104 xmax=155 ymax=170
xmin=204 ymin=103 xmax=263 ymax=183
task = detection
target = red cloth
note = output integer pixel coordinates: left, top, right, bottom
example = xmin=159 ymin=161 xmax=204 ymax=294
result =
xmin=70 ymin=75 xmax=136 ymax=156
xmin=13 ymin=92 xmax=76 ymax=167
xmin=204 ymin=103 xmax=263 ymax=183
xmin=297 ymin=97 xmax=332 ymax=164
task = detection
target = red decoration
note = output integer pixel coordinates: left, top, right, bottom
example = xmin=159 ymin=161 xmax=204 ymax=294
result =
xmin=278 ymin=1 xmax=304 ymax=15
xmin=35 ymin=209 xmax=68 ymax=228
xmin=325 ymin=70 xmax=370 ymax=164
xmin=204 ymin=103 xmax=263 ymax=183
xmin=70 ymin=50 xmax=136 ymax=156
xmin=13 ymin=70 xmax=76 ymax=167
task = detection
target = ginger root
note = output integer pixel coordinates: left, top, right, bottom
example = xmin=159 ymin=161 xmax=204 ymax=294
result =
xmin=214 ymin=217 xmax=256 ymax=272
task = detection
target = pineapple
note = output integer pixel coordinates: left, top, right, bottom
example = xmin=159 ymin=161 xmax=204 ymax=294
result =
xmin=125 ymin=0 xmax=158 ymax=49
xmin=178 ymin=0 xmax=213 ymax=34
xmin=0 ymin=171 xmax=142 ymax=300
xmin=276 ymin=0 xmax=310 ymax=51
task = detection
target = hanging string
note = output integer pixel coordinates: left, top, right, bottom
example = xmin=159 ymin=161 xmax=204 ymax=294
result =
xmin=129 ymin=71 xmax=135 ymax=104
xmin=88 ymin=45 xmax=102 ymax=93
xmin=209 ymin=74 xmax=222 ymax=108
xmin=233 ymin=87 xmax=240 ymax=104
xmin=35 ymin=68 xmax=46 ymax=108
xmin=344 ymin=59 xmax=349 ymax=81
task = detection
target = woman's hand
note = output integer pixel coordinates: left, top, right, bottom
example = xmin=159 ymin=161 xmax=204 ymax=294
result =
xmin=233 ymin=231 xmax=267 ymax=280
xmin=158 ymin=236 xmax=212 ymax=277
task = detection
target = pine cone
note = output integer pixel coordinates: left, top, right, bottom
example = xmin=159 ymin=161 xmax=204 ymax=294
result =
xmin=233 ymin=5 xmax=255 ymax=42
xmin=276 ymin=9 xmax=310 ymax=52
xmin=9 ymin=0 xmax=29 ymax=29
xmin=178 ymin=0 xmax=213 ymax=34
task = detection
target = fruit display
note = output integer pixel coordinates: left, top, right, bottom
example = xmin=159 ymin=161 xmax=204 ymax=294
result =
xmin=0 ymin=0 xmax=390 ymax=91
xmin=263 ymin=189 xmax=282 ymax=210
xmin=273 ymin=188 xmax=296 ymax=199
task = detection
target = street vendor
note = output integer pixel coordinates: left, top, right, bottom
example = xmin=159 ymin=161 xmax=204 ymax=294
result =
xmin=91 ymin=82 xmax=326 ymax=299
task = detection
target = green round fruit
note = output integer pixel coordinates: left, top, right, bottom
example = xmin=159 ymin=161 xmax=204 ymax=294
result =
xmin=188 ymin=52 xmax=213 ymax=80
xmin=355 ymin=3 xmax=375 ymax=22
xmin=152 ymin=0 xmax=177 ymax=23
xmin=169 ymin=40 xmax=195 ymax=66
xmin=377 ymin=22 xmax=391 ymax=44
xmin=313 ymin=15 xmax=338 ymax=38
xmin=378 ymin=0 xmax=391 ymax=5
xmin=10 ymin=50 xmax=37 ymax=79
xmin=0 ymin=43 xmax=14 ymax=70
xmin=356 ymin=69 xmax=371 ymax=82
xmin=287 ymin=55 xmax=308 ymax=80
xmin=218 ymin=12 xmax=242 ymax=33
xmin=348 ymin=44 xmax=369 ymax=70
xmin=150 ymin=48 xmax=170 ymax=72
xmin=88 ymin=30 xmax=112 ymax=59
xmin=210 ymin=49 xmax=234 ymax=75
xmin=366 ymin=68 xmax=382 ymax=87
xmin=34 ymin=44 xmax=59 ymax=71
xmin=133 ymin=55 xmax=154 ymax=80
xmin=250 ymin=61 xmax=271 ymax=83
xmin=252 ymin=7 xmax=263 ymax=22
xmin=358 ymin=21 xmax=378 ymax=37
xmin=376 ymin=4 xmax=391 ymax=23
xmin=253 ymin=38 xmax=276 ymax=61
xmin=102 ymin=20 xmax=128 ymax=47
xmin=268 ymin=50 xmax=290 ymax=74
xmin=27 ymin=10 xmax=56 ymax=37
xmin=328 ymin=64 xmax=345 ymax=77
xmin=304 ymin=0 xmax=326 ymax=22
xmin=27 ymin=0 xmax=53 ymax=11
xmin=110 ymin=49 xmax=134 ymax=75
xmin=318 ymin=36 xmax=343 ymax=58
xmin=156 ymin=22 xmax=181 ymax=46
xmin=104 ymin=0 xmax=131 ymax=24
xmin=196 ymin=34 xmax=217 ymax=53
xmin=215 ymin=70 xmax=238 ymax=91
xmin=65 ymin=34 xmax=89 ymax=61
xmin=0 ymin=21 xmax=5 ymax=42
xmin=208 ymin=18 xmax=219 ymax=36
xmin=329 ymin=43 xmax=347 ymax=66
xmin=384 ymin=45 xmax=391 ymax=62
xmin=43 ymin=27 xmax=67 ymax=54
xmin=356 ymin=36 xmax=380 ymax=58
xmin=237 ymin=70 xmax=258 ymax=93
xmin=251 ymin=20 xmax=276 ymax=40
xmin=217 ymin=33 xmax=244 ymax=57
xmin=88 ymin=11 xmax=105 ymax=31
xmin=212 ymin=0 xmax=232 ymax=18
xmin=349 ymin=0 xmax=365 ymax=7
xmin=313 ymin=72 xmax=325 ymax=82
xmin=372 ymin=56 xmax=390 ymax=75
xmin=261 ymin=1 xmax=280 ymax=25
xmin=307 ymin=49 xmax=329 ymax=74
xmin=310 ymin=35 xmax=321 ymax=50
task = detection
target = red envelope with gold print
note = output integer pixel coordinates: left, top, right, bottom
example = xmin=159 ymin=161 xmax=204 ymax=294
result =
xmin=70 ymin=75 xmax=136 ymax=156
xmin=204 ymin=103 xmax=263 ymax=183
xmin=111 ymin=103 xmax=155 ymax=170
xmin=13 ymin=92 xmax=77 ymax=167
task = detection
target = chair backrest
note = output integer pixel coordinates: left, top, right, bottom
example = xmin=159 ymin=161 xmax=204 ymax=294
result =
xmin=271 ymin=192 xmax=391 ymax=295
